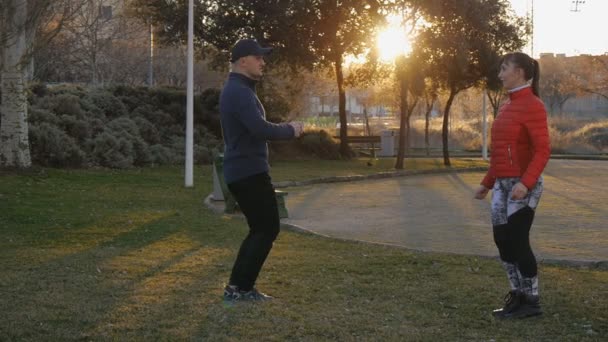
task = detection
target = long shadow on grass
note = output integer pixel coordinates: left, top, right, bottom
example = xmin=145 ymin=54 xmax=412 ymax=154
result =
xmin=0 ymin=209 xmax=239 ymax=339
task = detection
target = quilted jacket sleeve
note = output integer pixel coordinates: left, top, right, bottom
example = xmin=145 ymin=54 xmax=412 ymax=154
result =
xmin=520 ymin=100 xmax=551 ymax=189
xmin=481 ymin=163 xmax=496 ymax=189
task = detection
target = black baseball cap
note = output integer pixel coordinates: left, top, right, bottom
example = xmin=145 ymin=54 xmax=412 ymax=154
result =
xmin=230 ymin=39 xmax=273 ymax=63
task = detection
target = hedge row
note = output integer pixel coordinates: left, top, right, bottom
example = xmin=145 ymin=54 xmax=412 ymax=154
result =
xmin=27 ymin=84 xmax=222 ymax=168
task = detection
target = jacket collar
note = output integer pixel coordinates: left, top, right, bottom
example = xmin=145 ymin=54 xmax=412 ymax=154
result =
xmin=508 ymin=86 xmax=533 ymax=100
xmin=229 ymin=72 xmax=257 ymax=90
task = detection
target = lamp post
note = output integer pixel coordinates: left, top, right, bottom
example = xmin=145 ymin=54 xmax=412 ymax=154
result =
xmin=185 ymin=0 xmax=194 ymax=187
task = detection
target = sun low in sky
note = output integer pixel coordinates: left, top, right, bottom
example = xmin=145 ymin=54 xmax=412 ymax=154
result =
xmin=376 ymin=14 xmax=412 ymax=62
xmin=371 ymin=0 xmax=607 ymax=65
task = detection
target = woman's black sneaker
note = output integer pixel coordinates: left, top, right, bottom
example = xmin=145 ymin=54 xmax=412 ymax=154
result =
xmin=493 ymin=290 xmax=523 ymax=318
xmin=494 ymin=291 xmax=542 ymax=319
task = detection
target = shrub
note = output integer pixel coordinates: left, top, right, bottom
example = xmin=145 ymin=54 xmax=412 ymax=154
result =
xmin=46 ymin=84 xmax=88 ymax=98
xmin=149 ymin=144 xmax=174 ymax=165
xmin=151 ymin=87 xmax=184 ymax=108
xmin=131 ymin=105 xmax=175 ymax=128
xmin=549 ymin=126 xmax=571 ymax=154
xmin=86 ymin=90 xmax=128 ymax=119
xmin=575 ymin=122 xmax=608 ymax=151
xmin=105 ymin=117 xmax=151 ymax=166
xmin=28 ymin=108 xmax=59 ymax=125
xmin=92 ymin=131 xmax=134 ymax=168
xmin=30 ymin=82 xmax=48 ymax=98
xmin=297 ymin=130 xmax=343 ymax=159
xmin=87 ymin=117 xmax=106 ymax=138
xmin=29 ymin=123 xmax=86 ymax=167
xmin=51 ymin=94 xmax=84 ymax=117
xmin=164 ymin=102 xmax=186 ymax=124
xmin=134 ymin=116 xmax=161 ymax=144
xmin=59 ymin=114 xmax=91 ymax=143
xmin=200 ymin=88 xmax=221 ymax=137
xmin=78 ymin=97 xmax=105 ymax=119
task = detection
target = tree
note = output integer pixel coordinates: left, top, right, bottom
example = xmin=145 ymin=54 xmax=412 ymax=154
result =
xmin=421 ymin=79 xmax=438 ymax=156
xmin=413 ymin=0 xmax=526 ymax=166
xmin=538 ymin=56 xmax=578 ymax=114
xmin=1 ymin=0 xmax=85 ymax=168
xmin=36 ymin=0 xmax=144 ymax=85
xmin=136 ymin=0 xmax=386 ymax=157
xmin=1 ymin=0 xmax=39 ymax=168
xmin=395 ymin=55 xmax=424 ymax=169
xmin=574 ymin=55 xmax=608 ymax=102
xmin=483 ymin=51 xmax=507 ymax=118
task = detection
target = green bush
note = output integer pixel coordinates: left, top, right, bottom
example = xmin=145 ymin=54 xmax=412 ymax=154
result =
xmin=149 ymin=144 xmax=174 ymax=165
xmin=28 ymin=108 xmax=59 ymax=125
xmin=86 ymin=90 xmax=128 ymax=119
xmin=92 ymin=131 xmax=134 ymax=168
xmin=24 ymin=84 xmax=225 ymax=168
xmin=30 ymin=82 xmax=48 ymax=98
xmin=29 ymin=123 xmax=86 ymax=167
xmin=134 ymin=117 xmax=161 ymax=144
xmin=46 ymin=84 xmax=88 ymax=98
xmin=199 ymin=88 xmax=221 ymax=138
xmin=52 ymin=94 xmax=84 ymax=117
xmin=59 ymin=114 xmax=91 ymax=143
xmin=113 ymin=86 xmax=151 ymax=112
xmin=582 ymin=125 xmax=608 ymax=150
xmin=297 ymin=130 xmax=343 ymax=159
xmin=105 ymin=118 xmax=151 ymax=166
xmin=131 ymin=105 xmax=175 ymax=128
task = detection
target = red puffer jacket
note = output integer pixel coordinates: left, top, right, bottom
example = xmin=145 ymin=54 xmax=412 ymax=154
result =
xmin=481 ymin=87 xmax=551 ymax=190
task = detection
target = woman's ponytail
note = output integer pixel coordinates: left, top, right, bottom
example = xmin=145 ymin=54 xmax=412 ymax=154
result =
xmin=531 ymin=59 xmax=540 ymax=97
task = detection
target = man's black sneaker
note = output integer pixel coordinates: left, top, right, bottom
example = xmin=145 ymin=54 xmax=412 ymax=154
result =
xmin=240 ymin=288 xmax=273 ymax=301
xmin=223 ymin=285 xmax=242 ymax=302
xmin=492 ymin=290 xmax=523 ymax=318
xmin=223 ymin=285 xmax=273 ymax=302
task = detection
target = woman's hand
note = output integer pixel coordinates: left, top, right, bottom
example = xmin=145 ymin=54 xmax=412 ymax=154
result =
xmin=510 ymin=182 xmax=528 ymax=200
xmin=474 ymin=185 xmax=490 ymax=200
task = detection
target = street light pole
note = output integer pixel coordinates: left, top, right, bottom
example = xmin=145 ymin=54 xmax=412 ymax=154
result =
xmin=482 ymin=90 xmax=488 ymax=160
xmin=148 ymin=21 xmax=154 ymax=87
xmin=185 ymin=0 xmax=194 ymax=187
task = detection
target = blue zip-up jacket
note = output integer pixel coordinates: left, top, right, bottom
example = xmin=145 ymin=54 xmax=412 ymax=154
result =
xmin=219 ymin=72 xmax=295 ymax=184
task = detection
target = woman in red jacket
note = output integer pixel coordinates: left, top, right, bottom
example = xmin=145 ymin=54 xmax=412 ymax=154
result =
xmin=474 ymin=52 xmax=551 ymax=319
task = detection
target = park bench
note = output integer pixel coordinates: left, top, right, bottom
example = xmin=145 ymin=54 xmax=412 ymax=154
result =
xmin=213 ymin=154 xmax=289 ymax=218
xmin=334 ymin=135 xmax=381 ymax=156
xmin=333 ymin=135 xmax=381 ymax=144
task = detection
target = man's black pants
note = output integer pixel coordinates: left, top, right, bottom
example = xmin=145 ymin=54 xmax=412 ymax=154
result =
xmin=227 ymin=172 xmax=280 ymax=291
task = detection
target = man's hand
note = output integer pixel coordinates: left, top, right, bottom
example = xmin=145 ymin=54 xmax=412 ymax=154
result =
xmin=289 ymin=122 xmax=304 ymax=137
xmin=510 ymin=182 xmax=528 ymax=200
xmin=474 ymin=185 xmax=490 ymax=200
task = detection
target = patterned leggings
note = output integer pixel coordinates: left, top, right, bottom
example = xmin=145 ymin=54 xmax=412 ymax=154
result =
xmin=491 ymin=176 xmax=543 ymax=296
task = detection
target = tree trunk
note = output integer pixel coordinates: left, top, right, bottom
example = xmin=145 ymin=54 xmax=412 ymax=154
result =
xmin=486 ymin=89 xmax=502 ymax=118
xmin=363 ymin=107 xmax=375 ymax=158
xmin=1 ymin=0 xmax=31 ymax=168
xmin=334 ymin=56 xmax=349 ymax=157
xmin=424 ymin=97 xmax=433 ymax=156
xmin=395 ymin=77 xmax=407 ymax=169
xmin=442 ymin=89 xmax=457 ymax=167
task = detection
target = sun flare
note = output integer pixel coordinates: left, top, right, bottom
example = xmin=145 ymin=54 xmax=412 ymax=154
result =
xmin=377 ymin=16 xmax=412 ymax=62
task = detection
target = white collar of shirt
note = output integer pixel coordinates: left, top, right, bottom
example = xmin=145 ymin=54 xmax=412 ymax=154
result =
xmin=508 ymin=84 xmax=531 ymax=93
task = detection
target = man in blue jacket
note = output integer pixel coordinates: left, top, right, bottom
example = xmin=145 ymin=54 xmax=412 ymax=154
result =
xmin=220 ymin=38 xmax=303 ymax=302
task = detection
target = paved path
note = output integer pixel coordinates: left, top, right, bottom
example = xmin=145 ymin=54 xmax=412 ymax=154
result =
xmin=283 ymin=159 xmax=608 ymax=263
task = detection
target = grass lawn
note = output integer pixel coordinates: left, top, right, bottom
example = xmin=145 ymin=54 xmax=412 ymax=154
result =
xmin=0 ymin=160 xmax=606 ymax=341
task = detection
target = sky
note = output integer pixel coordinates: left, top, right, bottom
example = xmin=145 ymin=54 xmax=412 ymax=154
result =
xmin=508 ymin=0 xmax=608 ymax=57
